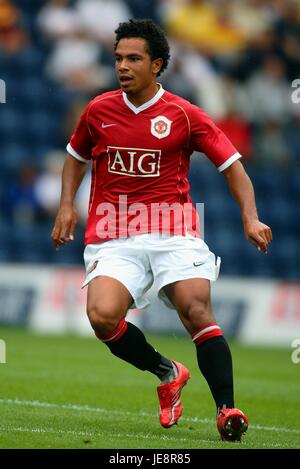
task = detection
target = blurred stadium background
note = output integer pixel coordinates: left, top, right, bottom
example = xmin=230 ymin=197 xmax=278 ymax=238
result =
xmin=0 ymin=0 xmax=299 ymax=341
xmin=0 ymin=0 xmax=300 ymax=449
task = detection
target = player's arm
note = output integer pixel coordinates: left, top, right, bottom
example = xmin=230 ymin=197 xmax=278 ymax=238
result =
xmin=188 ymin=104 xmax=272 ymax=252
xmin=51 ymin=154 xmax=87 ymax=249
xmin=222 ymin=160 xmax=272 ymax=253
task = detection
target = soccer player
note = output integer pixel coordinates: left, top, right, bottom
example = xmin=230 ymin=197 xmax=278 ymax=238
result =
xmin=51 ymin=19 xmax=272 ymax=441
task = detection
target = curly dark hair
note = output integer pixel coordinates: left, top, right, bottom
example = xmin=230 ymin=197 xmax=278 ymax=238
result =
xmin=114 ymin=19 xmax=170 ymax=77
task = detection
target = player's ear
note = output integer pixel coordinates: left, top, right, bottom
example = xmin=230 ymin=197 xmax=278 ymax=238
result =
xmin=152 ymin=58 xmax=163 ymax=75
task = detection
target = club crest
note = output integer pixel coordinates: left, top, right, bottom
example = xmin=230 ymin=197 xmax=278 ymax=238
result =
xmin=150 ymin=116 xmax=172 ymax=139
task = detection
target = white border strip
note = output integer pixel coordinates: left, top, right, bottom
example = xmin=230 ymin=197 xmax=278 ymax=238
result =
xmin=218 ymin=152 xmax=242 ymax=172
xmin=122 ymin=84 xmax=164 ymax=114
xmin=66 ymin=143 xmax=89 ymax=163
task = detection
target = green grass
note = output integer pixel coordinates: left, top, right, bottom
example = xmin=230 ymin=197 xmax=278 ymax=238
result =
xmin=0 ymin=326 xmax=299 ymax=449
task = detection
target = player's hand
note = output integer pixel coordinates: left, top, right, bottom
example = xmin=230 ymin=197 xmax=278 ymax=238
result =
xmin=243 ymin=219 xmax=272 ymax=254
xmin=51 ymin=205 xmax=78 ymax=250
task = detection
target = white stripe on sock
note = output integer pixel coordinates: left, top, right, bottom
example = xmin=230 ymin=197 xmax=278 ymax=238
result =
xmin=192 ymin=325 xmax=221 ymax=343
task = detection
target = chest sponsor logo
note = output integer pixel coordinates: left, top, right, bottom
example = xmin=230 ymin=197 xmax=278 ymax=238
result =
xmin=151 ymin=115 xmax=172 ymax=139
xmin=107 ymin=146 xmax=161 ymax=177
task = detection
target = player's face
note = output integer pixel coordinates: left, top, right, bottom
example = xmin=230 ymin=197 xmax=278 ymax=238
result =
xmin=115 ymin=38 xmax=162 ymax=98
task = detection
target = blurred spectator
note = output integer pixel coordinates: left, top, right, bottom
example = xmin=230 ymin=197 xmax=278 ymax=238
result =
xmin=174 ymin=42 xmax=227 ymax=118
xmin=44 ymin=26 xmax=113 ymax=92
xmin=217 ymin=111 xmax=253 ymax=162
xmin=160 ymin=48 xmax=198 ymax=104
xmin=64 ymin=96 xmax=89 ymax=142
xmin=228 ymin=0 xmax=274 ymax=43
xmin=34 ymin=149 xmax=91 ymax=226
xmin=75 ymin=0 xmax=131 ymax=49
xmin=34 ymin=150 xmax=64 ymax=219
xmin=37 ymin=0 xmax=80 ymax=40
xmin=0 ymin=0 xmax=28 ymax=54
xmin=231 ymin=28 xmax=278 ymax=81
xmin=246 ymin=54 xmax=291 ymax=124
xmin=5 ymin=164 xmax=43 ymax=225
xmin=125 ymin=0 xmax=160 ymax=22
xmin=253 ymin=119 xmax=294 ymax=168
xmin=164 ymin=0 xmax=247 ymax=57
xmin=286 ymin=114 xmax=300 ymax=164
xmin=39 ymin=0 xmax=117 ymax=92
xmin=274 ymin=0 xmax=300 ymax=81
xmin=75 ymin=168 xmax=91 ymax=226
xmin=160 ymin=40 xmax=228 ymax=118
xmin=219 ymin=75 xmax=251 ymax=119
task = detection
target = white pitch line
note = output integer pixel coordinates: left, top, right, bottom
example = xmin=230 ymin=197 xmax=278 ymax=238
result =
xmin=0 ymin=425 xmax=202 ymax=444
xmin=0 ymin=398 xmax=300 ymax=436
xmin=0 ymin=425 xmax=293 ymax=449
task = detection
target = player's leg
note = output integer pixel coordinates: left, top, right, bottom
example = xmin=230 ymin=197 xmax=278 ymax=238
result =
xmin=163 ymin=278 xmax=234 ymax=409
xmin=86 ymin=275 xmax=177 ymax=383
xmin=163 ymin=278 xmax=248 ymax=440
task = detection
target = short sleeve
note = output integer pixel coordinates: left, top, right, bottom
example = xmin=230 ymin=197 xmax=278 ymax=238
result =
xmin=189 ymin=105 xmax=241 ymax=171
xmin=66 ymin=104 xmax=93 ymax=163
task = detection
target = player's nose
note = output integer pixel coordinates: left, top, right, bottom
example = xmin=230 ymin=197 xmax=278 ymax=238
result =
xmin=118 ymin=59 xmax=130 ymax=71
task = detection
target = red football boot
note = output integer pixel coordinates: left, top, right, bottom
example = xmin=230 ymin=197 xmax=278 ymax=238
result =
xmin=157 ymin=360 xmax=190 ymax=428
xmin=217 ymin=408 xmax=249 ymax=441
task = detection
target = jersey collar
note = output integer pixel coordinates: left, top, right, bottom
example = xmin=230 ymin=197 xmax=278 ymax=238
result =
xmin=122 ymin=84 xmax=165 ymax=114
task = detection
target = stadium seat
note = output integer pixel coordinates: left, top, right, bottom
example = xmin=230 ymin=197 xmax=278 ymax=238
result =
xmin=253 ymin=169 xmax=288 ymax=196
xmin=29 ymin=145 xmax=54 ymax=165
xmin=17 ymin=77 xmax=49 ymax=110
xmin=272 ymin=235 xmax=299 ymax=280
xmin=10 ymin=225 xmax=52 ymax=263
xmin=0 ymin=107 xmax=24 ymax=143
xmin=264 ymin=196 xmax=296 ymax=236
xmin=0 ymin=221 xmax=13 ymax=261
xmin=13 ymin=46 xmax=44 ymax=77
xmin=287 ymin=170 xmax=300 ymax=199
xmin=0 ymin=143 xmax=28 ymax=172
xmin=25 ymin=111 xmax=60 ymax=146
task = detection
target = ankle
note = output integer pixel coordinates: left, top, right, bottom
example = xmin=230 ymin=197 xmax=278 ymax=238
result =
xmin=160 ymin=362 xmax=178 ymax=384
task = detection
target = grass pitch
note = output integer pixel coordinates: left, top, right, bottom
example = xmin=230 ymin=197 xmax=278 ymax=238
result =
xmin=0 ymin=326 xmax=299 ymax=449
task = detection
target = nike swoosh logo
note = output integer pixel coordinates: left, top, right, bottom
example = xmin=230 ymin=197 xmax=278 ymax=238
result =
xmin=102 ymin=123 xmax=117 ymax=128
xmin=193 ymin=261 xmax=203 ymax=267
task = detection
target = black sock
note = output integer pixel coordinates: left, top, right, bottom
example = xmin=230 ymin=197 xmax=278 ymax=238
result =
xmin=196 ymin=335 xmax=234 ymax=412
xmin=105 ymin=322 xmax=173 ymax=380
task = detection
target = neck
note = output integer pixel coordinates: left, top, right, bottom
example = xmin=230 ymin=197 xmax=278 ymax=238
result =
xmin=126 ymin=82 xmax=160 ymax=107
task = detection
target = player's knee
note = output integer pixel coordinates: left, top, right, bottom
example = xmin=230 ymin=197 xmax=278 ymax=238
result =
xmin=186 ymin=300 xmax=213 ymax=328
xmin=87 ymin=304 xmax=120 ymax=335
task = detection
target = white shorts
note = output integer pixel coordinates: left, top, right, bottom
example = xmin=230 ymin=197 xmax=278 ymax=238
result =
xmin=83 ymin=233 xmax=221 ymax=309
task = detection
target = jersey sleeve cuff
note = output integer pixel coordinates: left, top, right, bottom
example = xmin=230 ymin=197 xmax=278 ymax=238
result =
xmin=217 ymin=152 xmax=242 ymax=172
xmin=66 ymin=143 xmax=89 ymax=163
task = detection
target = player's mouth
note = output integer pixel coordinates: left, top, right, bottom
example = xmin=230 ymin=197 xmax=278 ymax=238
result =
xmin=119 ymin=75 xmax=134 ymax=87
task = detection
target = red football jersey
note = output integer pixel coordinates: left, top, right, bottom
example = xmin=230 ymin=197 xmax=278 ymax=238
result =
xmin=67 ymin=86 xmax=241 ymax=245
